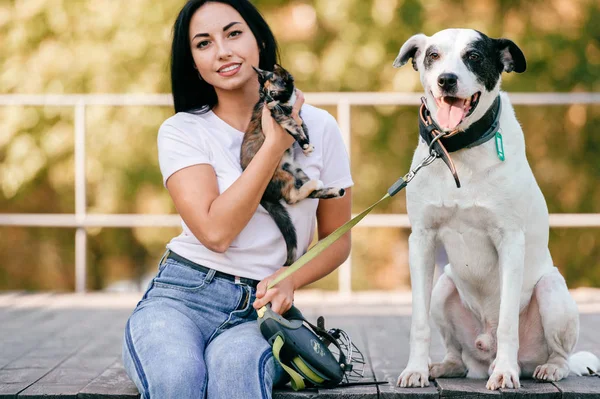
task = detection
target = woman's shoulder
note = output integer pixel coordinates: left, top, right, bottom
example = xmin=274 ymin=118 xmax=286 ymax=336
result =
xmin=160 ymin=111 xmax=212 ymax=133
xmin=300 ymin=104 xmax=335 ymax=123
xmin=300 ymin=104 xmax=339 ymax=136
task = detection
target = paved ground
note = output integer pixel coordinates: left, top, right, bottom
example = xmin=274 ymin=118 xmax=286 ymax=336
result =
xmin=1 ymin=290 xmax=600 ymax=398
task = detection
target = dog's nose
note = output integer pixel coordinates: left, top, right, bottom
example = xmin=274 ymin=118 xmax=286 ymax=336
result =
xmin=437 ymin=73 xmax=458 ymax=91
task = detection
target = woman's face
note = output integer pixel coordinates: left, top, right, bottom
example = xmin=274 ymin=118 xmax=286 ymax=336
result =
xmin=189 ymin=2 xmax=261 ymax=93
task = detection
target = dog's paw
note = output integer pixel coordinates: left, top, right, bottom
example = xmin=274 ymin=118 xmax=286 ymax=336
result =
xmin=397 ymin=368 xmax=430 ymax=388
xmin=486 ymin=364 xmax=520 ymax=390
xmin=533 ymin=363 xmax=567 ymax=382
xmin=429 ymin=361 xmax=467 ymax=379
xmin=428 ymin=363 xmax=446 ymax=379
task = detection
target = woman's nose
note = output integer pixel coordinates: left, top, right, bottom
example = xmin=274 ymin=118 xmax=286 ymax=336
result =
xmin=216 ymin=41 xmax=233 ymax=59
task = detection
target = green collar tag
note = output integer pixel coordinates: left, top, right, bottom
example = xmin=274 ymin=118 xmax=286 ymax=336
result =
xmin=495 ymin=130 xmax=505 ymax=161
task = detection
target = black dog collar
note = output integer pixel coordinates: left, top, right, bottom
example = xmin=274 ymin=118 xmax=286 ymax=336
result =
xmin=418 ymin=95 xmax=502 ymax=188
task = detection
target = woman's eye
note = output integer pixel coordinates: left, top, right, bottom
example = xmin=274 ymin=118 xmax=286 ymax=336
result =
xmin=197 ymin=41 xmax=210 ymax=49
xmin=229 ymin=30 xmax=242 ymax=38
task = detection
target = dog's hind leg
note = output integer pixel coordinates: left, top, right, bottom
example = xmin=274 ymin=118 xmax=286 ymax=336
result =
xmin=429 ymin=272 xmax=469 ymax=379
xmin=532 ymin=267 xmax=579 ymax=382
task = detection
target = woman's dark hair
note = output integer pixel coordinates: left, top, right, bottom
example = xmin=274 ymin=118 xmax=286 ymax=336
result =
xmin=171 ymin=0 xmax=280 ymax=113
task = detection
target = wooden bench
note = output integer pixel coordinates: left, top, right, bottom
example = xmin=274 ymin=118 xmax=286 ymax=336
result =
xmin=1 ymin=292 xmax=599 ymax=398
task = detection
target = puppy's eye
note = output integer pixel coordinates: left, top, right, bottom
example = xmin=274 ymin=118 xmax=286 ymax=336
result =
xmin=469 ymin=53 xmax=481 ymax=61
xmin=430 ymin=52 xmax=440 ymax=60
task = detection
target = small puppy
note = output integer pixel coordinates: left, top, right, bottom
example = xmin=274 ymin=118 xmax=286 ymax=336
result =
xmin=393 ymin=29 xmax=599 ymax=390
xmin=240 ymin=64 xmax=345 ymax=265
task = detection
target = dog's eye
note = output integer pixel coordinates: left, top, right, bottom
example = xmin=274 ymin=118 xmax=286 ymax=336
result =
xmin=430 ymin=52 xmax=440 ymax=60
xmin=469 ymin=53 xmax=481 ymax=61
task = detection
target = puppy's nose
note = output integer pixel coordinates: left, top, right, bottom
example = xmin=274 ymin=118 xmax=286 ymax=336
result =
xmin=437 ymin=73 xmax=458 ymax=91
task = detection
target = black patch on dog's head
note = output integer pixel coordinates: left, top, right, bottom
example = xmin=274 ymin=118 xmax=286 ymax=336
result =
xmin=463 ymin=31 xmax=526 ymax=92
xmin=423 ymin=45 xmax=439 ymax=71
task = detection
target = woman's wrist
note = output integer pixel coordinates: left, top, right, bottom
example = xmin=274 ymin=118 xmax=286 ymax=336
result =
xmin=262 ymin=137 xmax=289 ymax=156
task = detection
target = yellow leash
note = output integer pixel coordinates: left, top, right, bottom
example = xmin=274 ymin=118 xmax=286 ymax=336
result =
xmin=266 ymin=193 xmax=391 ymax=290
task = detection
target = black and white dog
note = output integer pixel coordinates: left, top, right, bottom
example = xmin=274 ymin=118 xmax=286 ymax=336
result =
xmin=393 ymin=29 xmax=599 ymax=390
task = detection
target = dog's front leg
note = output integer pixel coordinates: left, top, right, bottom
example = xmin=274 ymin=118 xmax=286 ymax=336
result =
xmin=398 ymin=228 xmax=437 ymax=387
xmin=486 ymin=230 xmax=525 ymax=390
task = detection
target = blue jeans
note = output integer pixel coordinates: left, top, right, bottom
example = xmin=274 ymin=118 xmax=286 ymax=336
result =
xmin=122 ymin=251 xmax=285 ymax=399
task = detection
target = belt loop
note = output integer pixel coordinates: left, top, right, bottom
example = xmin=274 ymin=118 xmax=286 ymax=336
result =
xmin=204 ymin=269 xmax=216 ymax=284
xmin=158 ymin=249 xmax=171 ymax=269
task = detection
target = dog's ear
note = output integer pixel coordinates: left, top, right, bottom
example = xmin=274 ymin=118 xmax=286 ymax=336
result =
xmin=495 ymin=39 xmax=526 ymax=73
xmin=393 ymin=34 xmax=427 ymax=71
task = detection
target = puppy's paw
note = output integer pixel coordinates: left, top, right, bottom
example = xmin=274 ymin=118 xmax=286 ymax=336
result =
xmin=302 ymin=144 xmax=314 ymax=155
xmin=533 ymin=363 xmax=568 ymax=382
xmin=397 ymin=368 xmax=430 ymax=388
xmin=486 ymin=363 xmax=520 ymax=390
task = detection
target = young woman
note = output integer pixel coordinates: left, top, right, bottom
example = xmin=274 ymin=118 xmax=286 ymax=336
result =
xmin=122 ymin=1 xmax=353 ymax=398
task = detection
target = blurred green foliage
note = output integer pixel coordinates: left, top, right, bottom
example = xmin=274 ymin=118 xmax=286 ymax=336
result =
xmin=0 ymin=0 xmax=598 ymax=291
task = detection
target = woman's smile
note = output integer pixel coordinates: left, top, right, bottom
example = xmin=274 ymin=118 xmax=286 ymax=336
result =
xmin=217 ymin=62 xmax=242 ymax=77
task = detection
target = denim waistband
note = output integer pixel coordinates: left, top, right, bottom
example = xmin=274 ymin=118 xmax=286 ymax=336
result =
xmin=165 ymin=250 xmax=260 ymax=288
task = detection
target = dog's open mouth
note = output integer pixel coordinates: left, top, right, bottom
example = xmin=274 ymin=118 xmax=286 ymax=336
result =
xmin=433 ymin=91 xmax=481 ymax=130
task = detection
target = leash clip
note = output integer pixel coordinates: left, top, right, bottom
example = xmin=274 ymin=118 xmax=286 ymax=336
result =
xmin=403 ymin=152 xmax=438 ymax=184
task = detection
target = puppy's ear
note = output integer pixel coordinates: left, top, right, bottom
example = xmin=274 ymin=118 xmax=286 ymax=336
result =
xmin=393 ymin=33 xmax=427 ymax=71
xmin=495 ymin=39 xmax=526 ymax=73
xmin=253 ymin=66 xmax=268 ymax=83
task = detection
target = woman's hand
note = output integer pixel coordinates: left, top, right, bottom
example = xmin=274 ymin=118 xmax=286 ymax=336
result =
xmin=262 ymin=89 xmax=305 ymax=153
xmin=253 ymin=267 xmax=296 ymax=315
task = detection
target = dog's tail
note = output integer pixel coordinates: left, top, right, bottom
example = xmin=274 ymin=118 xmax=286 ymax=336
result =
xmin=261 ymin=199 xmax=297 ymax=266
xmin=568 ymin=351 xmax=600 ymax=376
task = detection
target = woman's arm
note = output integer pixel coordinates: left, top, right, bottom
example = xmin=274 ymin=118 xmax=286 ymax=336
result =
xmin=166 ymin=93 xmax=304 ymax=253
xmin=253 ymin=188 xmax=352 ymax=314
xmin=291 ymin=188 xmax=352 ymax=288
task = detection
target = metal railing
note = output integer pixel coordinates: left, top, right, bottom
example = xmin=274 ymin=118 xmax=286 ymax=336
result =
xmin=1 ymin=92 xmax=599 ymax=293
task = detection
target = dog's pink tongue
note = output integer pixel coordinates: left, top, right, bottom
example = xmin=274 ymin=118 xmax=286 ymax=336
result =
xmin=436 ymin=98 xmax=465 ymax=130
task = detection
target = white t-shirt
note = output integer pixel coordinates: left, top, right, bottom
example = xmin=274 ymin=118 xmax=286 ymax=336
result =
xmin=157 ymin=104 xmax=354 ymax=281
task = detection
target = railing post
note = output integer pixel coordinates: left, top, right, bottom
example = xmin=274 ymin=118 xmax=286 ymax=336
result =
xmin=337 ymin=98 xmax=352 ymax=296
xmin=74 ymin=100 xmax=87 ymax=293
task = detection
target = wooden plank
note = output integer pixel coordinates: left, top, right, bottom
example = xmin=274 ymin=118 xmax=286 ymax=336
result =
xmin=0 ymin=308 xmax=91 ymax=369
xmin=4 ymin=309 xmax=124 ymax=398
xmin=77 ymin=361 xmax=139 ymax=399
xmin=499 ymin=380 xmax=560 ymax=398
xmin=274 ymin=387 xmax=320 ymax=399
xmin=18 ymin=312 xmax=129 ymax=398
xmin=436 ymin=378 xmax=500 ymax=398
xmin=552 ymin=376 xmax=600 ymax=398
xmin=362 ymin=315 xmax=439 ymax=398
xmin=0 ymin=369 xmax=48 ymax=399
xmin=17 ymin=367 xmax=109 ymax=398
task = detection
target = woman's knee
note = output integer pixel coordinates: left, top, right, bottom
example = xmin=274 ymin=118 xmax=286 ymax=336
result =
xmin=205 ymin=322 xmax=283 ymax=398
xmin=123 ymin=305 xmax=208 ymax=398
